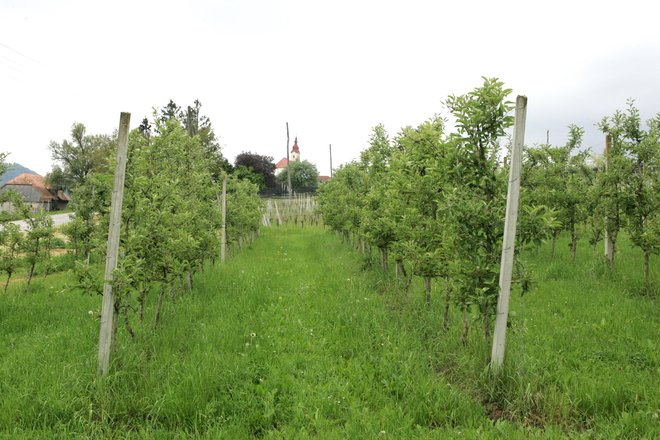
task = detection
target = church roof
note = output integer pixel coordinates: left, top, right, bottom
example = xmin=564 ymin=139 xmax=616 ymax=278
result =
xmin=275 ymin=158 xmax=289 ymax=169
xmin=292 ymin=137 xmax=300 ymax=154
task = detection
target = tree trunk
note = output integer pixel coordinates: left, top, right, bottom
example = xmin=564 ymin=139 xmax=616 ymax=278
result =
xmin=25 ymin=262 xmax=36 ymax=293
xmin=644 ymin=252 xmax=650 ymax=285
xmin=443 ymin=285 xmax=451 ymax=331
xmin=123 ymin=301 xmax=135 ymax=339
xmin=154 ymin=282 xmax=166 ymax=325
xmin=139 ymin=294 xmax=145 ymax=325
xmin=112 ymin=302 xmax=119 ymax=353
xmin=395 ymin=259 xmax=406 ymax=280
xmin=405 ymin=273 xmax=413 ymax=292
xmin=571 ymin=227 xmax=577 ymax=261
xmin=4 ymin=272 xmax=12 ymax=294
xmin=461 ymin=303 xmax=469 ymax=345
xmin=380 ymin=247 xmax=388 ymax=272
xmin=186 ymin=272 xmax=193 ymax=291
xmin=424 ymin=277 xmax=432 ymax=305
xmin=592 ymin=239 xmax=598 ymax=259
xmin=483 ymin=311 xmax=491 ymax=353
xmin=25 ymin=238 xmax=41 ymax=293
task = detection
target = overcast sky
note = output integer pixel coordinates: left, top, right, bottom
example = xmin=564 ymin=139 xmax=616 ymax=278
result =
xmin=1 ymin=0 xmax=659 ymax=176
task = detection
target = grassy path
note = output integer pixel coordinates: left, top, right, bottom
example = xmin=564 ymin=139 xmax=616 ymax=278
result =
xmin=150 ymin=225 xmax=499 ymax=438
xmin=1 ymin=226 xmax=656 ymax=438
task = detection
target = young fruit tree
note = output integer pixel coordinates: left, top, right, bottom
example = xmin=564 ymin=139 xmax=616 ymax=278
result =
xmin=443 ymin=77 xmax=513 ymax=347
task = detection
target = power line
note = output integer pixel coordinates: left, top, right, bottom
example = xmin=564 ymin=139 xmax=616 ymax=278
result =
xmin=0 ymin=41 xmax=47 ymax=67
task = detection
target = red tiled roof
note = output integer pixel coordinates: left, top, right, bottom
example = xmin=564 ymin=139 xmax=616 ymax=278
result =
xmin=275 ymin=158 xmax=289 ymax=169
xmin=318 ymin=175 xmax=330 ymax=183
xmin=292 ymin=137 xmax=300 ymax=154
xmin=3 ymin=173 xmax=55 ymax=201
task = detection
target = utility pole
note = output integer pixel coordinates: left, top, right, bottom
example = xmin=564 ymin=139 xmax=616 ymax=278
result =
xmin=220 ymin=173 xmax=227 ymax=263
xmin=491 ymin=96 xmax=527 ymax=370
xmin=286 ymin=122 xmax=292 ymax=200
xmin=98 ymin=112 xmax=130 ymax=376
xmin=329 ymin=143 xmax=333 ymax=177
xmin=604 ymin=134 xmax=614 ymax=266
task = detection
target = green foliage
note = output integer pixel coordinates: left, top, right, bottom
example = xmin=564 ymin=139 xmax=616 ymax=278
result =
xmin=388 ymin=116 xmax=449 ymax=279
xmin=64 ymin=109 xmax=261 ymax=343
xmin=522 ymin=125 xmax=591 ymax=259
xmin=277 ymin=160 xmax=320 ymax=191
xmin=157 ymin=99 xmax=230 ymax=182
xmin=0 ymin=227 xmax=656 ymax=437
xmin=360 ymin=124 xmax=397 ymax=255
xmin=63 ymin=172 xmax=113 ymax=260
xmin=225 ymin=174 xmax=261 ymax=247
xmin=0 ymin=222 xmax=21 ymax=293
xmin=443 ymin=77 xmax=514 ymax=344
xmin=234 ymin=151 xmax=277 ymax=188
xmin=599 ymin=100 xmax=660 ymax=279
xmin=48 ymin=122 xmax=116 ymax=189
xmin=320 ymin=78 xmax=525 ymax=348
xmin=318 ymin=162 xmax=367 ymax=236
xmin=0 ymin=191 xmax=56 ymax=292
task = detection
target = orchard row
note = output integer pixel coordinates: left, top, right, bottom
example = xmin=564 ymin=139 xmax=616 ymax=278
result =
xmin=318 ymin=78 xmax=658 ymax=358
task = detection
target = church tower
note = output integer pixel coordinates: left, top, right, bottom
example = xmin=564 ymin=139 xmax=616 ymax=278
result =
xmin=291 ymin=137 xmax=301 ymax=162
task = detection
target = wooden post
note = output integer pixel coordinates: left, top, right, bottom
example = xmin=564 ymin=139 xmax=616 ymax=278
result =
xmin=286 ymin=122 xmax=292 ymax=200
xmin=491 ymin=96 xmax=527 ymax=370
xmin=97 ymin=112 xmax=130 ymax=376
xmin=603 ymin=134 xmax=614 ymax=263
xmin=329 ymin=144 xmax=333 ymax=177
xmin=220 ymin=174 xmax=227 ymax=263
xmin=274 ymin=201 xmax=282 ymax=225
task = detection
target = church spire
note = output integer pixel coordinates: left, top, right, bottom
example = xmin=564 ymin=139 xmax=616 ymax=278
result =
xmin=291 ymin=137 xmax=300 ymax=161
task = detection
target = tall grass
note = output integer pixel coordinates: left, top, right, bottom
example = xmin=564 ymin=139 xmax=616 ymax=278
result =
xmin=0 ymin=226 xmax=656 ymax=438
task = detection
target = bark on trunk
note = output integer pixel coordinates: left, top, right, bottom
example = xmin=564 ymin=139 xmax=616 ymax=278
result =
xmin=154 ymin=282 xmax=166 ymax=325
xmin=395 ymin=259 xmax=407 ymax=280
xmin=139 ymin=294 xmax=145 ymax=325
xmin=571 ymin=228 xmax=577 ymax=261
xmin=4 ymin=272 xmax=12 ymax=294
xmin=592 ymin=239 xmax=598 ymax=259
xmin=424 ymin=277 xmax=432 ymax=305
xmin=25 ymin=262 xmax=36 ymax=292
xmin=483 ymin=311 xmax=491 ymax=352
xmin=461 ymin=303 xmax=469 ymax=345
xmin=112 ymin=302 xmax=119 ymax=353
xmin=644 ymin=252 xmax=650 ymax=285
xmin=186 ymin=272 xmax=193 ymax=291
xmin=123 ymin=301 xmax=135 ymax=339
xmin=443 ymin=286 xmax=451 ymax=331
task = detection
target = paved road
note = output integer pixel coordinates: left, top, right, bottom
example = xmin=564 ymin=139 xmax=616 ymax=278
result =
xmin=8 ymin=212 xmax=73 ymax=232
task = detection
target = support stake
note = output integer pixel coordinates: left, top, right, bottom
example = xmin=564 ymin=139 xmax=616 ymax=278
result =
xmin=491 ymin=96 xmax=526 ymax=370
xmin=97 ymin=112 xmax=130 ymax=376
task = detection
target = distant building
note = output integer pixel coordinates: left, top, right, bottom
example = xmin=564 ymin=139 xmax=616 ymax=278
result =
xmin=0 ymin=173 xmax=70 ymax=212
xmin=318 ymin=175 xmax=330 ymax=184
xmin=274 ymin=137 xmax=301 ymax=176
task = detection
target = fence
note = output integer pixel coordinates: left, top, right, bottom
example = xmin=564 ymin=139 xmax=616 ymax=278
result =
xmin=261 ymin=194 xmax=321 ymax=226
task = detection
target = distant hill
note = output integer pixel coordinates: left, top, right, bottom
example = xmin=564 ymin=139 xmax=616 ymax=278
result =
xmin=0 ymin=163 xmax=40 ymax=186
